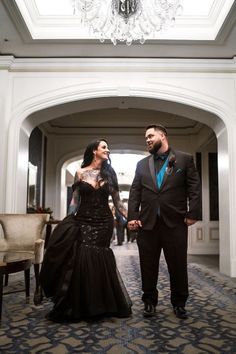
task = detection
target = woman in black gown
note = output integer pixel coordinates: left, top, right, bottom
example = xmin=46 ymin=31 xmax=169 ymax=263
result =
xmin=40 ymin=139 xmax=132 ymax=322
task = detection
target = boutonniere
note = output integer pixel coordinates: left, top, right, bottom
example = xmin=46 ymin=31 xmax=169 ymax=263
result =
xmin=166 ymin=155 xmax=177 ymax=175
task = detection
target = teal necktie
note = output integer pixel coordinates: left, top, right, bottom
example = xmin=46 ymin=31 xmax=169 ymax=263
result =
xmin=156 ymin=157 xmax=169 ymax=189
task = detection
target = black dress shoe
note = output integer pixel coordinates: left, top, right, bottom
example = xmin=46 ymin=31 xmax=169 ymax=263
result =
xmin=173 ymin=306 xmax=188 ymax=319
xmin=143 ymin=303 xmax=156 ymax=318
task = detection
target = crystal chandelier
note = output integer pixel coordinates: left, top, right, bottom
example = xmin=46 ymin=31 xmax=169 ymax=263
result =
xmin=73 ymin=0 xmax=183 ymax=45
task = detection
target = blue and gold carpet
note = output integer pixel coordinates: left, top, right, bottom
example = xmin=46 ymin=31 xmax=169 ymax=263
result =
xmin=0 ymin=243 xmax=236 ymax=353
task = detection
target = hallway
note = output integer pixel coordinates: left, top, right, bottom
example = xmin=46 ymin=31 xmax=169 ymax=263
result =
xmin=1 ymin=242 xmax=235 ymax=353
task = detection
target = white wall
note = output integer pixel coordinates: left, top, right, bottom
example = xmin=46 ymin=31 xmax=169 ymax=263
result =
xmin=0 ymin=70 xmax=11 ymax=213
xmin=188 ymin=133 xmax=219 ymax=255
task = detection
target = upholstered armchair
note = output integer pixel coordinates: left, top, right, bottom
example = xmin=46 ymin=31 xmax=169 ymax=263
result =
xmin=0 ymin=213 xmax=50 ymax=304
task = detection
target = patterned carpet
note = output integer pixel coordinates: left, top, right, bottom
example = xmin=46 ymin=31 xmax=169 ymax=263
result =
xmin=0 ymin=243 xmax=236 ymax=354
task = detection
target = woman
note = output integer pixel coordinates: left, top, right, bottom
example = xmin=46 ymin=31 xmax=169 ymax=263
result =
xmin=40 ymin=139 xmax=132 ymax=322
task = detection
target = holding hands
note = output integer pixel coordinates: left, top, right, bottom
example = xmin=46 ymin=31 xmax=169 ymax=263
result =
xmin=128 ymin=220 xmax=142 ymax=230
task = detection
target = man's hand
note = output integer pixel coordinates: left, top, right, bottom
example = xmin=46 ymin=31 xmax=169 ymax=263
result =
xmin=184 ymin=218 xmax=197 ymax=226
xmin=128 ymin=220 xmax=142 ymax=230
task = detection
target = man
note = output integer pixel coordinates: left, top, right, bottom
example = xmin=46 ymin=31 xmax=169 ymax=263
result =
xmin=128 ymin=124 xmax=201 ymax=319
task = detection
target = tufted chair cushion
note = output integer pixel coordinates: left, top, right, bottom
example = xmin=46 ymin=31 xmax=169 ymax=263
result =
xmin=0 ymin=214 xmax=50 ymax=263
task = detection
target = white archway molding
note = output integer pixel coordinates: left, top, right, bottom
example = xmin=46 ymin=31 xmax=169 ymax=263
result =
xmin=10 ymin=83 xmax=234 ymax=130
xmin=7 ymin=84 xmax=232 ymax=211
xmin=7 ymin=84 xmax=231 ymax=209
xmin=2 ymin=76 xmax=236 ymax=276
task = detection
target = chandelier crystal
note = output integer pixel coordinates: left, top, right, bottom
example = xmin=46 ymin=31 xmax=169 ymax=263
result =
xmin=73 ymin=0 xmax=183 ymax=45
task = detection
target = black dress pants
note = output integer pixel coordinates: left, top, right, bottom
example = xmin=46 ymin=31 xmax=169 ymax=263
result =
xmin=137 ymin=217 xmax=189 ymax=307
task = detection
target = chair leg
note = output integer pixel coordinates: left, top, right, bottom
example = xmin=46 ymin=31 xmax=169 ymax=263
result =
xmin=33 ymin=264 xmax=43 ymax=305
xmin=4 ymin=274 xmax=8 ymax=287
xmin=0 ymin=270 xmax=4 ymax=321
xmin=24 ymin=268 xmax=30 ymax=301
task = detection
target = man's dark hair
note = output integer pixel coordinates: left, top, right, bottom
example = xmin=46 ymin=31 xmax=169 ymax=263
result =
xmin=145 ymin=124 xmax=168 ymax=136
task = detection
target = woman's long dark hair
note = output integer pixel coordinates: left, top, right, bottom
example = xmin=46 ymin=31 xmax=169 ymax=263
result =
xmin=81 ymin=139 xmax=119 ymax=191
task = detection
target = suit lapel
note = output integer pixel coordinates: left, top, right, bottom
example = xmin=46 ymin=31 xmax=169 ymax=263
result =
xmin=148 ymin=156 xmax=158 ymax=191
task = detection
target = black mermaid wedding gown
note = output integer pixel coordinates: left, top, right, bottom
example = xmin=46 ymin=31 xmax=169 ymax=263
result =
xmin=40 ymin=181 xmax=132 ymax=322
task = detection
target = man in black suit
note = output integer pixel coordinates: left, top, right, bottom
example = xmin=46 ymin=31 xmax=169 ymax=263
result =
xmin=128 ymin=124 xmax=201 ymax=319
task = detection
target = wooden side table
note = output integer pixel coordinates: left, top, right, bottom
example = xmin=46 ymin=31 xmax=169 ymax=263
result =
xmin=0 ymin=252 xmax=33 ymax=321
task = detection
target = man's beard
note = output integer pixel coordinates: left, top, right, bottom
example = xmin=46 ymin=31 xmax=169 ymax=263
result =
xmin=149 ymin=140 xmax=162 ymax=154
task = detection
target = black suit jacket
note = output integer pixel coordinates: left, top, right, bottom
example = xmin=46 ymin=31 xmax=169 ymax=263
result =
xmin=128 ymin=149 xmax=201 ymax=229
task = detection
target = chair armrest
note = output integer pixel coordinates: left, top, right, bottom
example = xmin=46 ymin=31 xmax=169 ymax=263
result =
xmin=34 ymin=239 xmax=45 ymax=264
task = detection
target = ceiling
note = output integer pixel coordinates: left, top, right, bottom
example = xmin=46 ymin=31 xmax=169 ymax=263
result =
xmin=42 ymin=107 xmax=203 ymax=135
xmin=0 ymin=0 xmax=236 ymax=58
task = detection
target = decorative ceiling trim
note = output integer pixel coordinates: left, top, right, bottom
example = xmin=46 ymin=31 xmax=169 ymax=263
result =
xmin=1 ymin=56 xmax=236 ymax=73
xmin=13 ymin=0 xmax=236 ymax=41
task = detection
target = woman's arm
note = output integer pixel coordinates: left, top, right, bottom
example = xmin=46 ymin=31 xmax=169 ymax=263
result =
xmin=68 ymin=171 xmax=81 ymax=214
xmin=111 ymin=189 xmax=127 ymax=219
